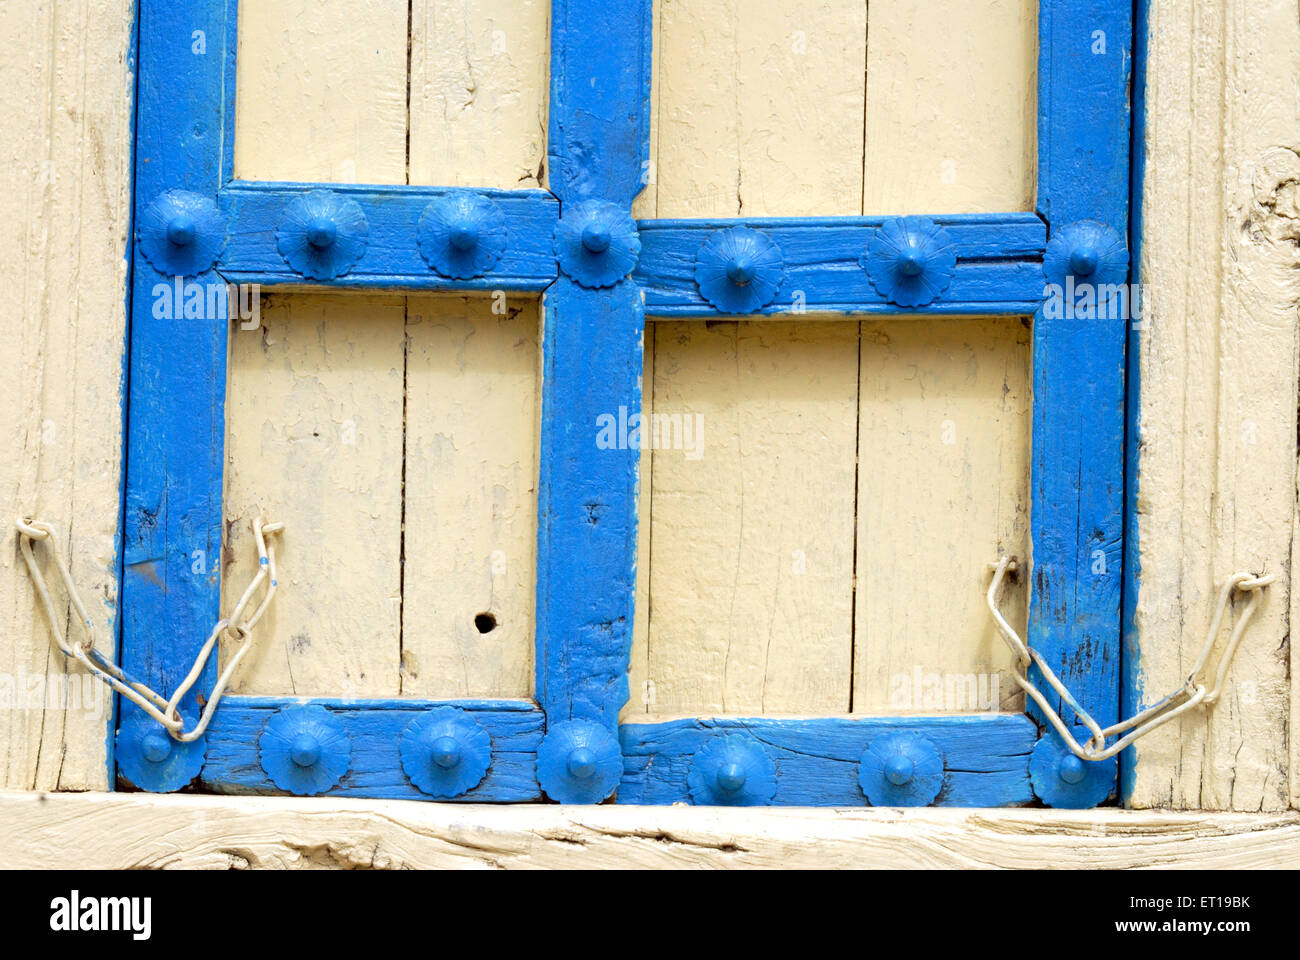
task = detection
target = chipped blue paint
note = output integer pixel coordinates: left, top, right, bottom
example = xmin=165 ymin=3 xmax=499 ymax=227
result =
xmin=219 ymin=182 xmax=557 ymax=290
xmin=121 ymin=0 xmax=1133 ymax=807
xmin=619 ymin=715 xmax=1037 ymax=807
xmin=203 ymin=698 xmax=542 ymax=801
xmin=635 ymin=213 xmax=1046 ymax=316
xmin=1026 ymin=0 xmax=1133 ymax=807
xmin=121 ymin=0 xmax=235 ymax=791
xmin=1121 ymin=0 xmax=1152 ymax=806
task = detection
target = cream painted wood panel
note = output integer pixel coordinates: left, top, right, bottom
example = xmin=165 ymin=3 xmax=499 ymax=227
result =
xmin=409 ymin=0 xmax=550 ymax=189
xmin=401 ymin=295 xmax=539 ymax=699
xmin=637 ymin=0 xmax=867 ymax=217
xmin=0 ymin=0 xmax=134 ymax=790
xmin=223 ymin=295 xmax=405 ymax=697
xmin=234 ymin=0 xmax=409 ymax=184
xmin=625 ymin=326 xmax=656 ymax=719
xmin=852 ymin=317 xmax=1030 ymax=713
xmin=637 ymin=321 xmax=858 ymax=716
xmin=863 ymin=0 xmax=1037 ymax=214
xmin=1129 ymin=0 xmax=1300 ymax=811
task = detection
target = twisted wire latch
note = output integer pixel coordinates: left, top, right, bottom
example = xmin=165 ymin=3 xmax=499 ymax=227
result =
xmin=15 ymin=515 xmax=284 ymax=742
xmin=987 ymin=556 xmax=1274 ymax=762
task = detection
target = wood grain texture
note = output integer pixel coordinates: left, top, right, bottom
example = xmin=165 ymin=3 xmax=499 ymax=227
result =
xmin=639 ymin=0 xmax=867 ymax=218
xmin=409 ymin=0 xmax=550 ymax=189
xmin=401 ymin=295 xmax=539 ymax=700
xmin=637 ymin=321 xmax=858 ymax=716
xmin=633 ymin=215 xmax=1046 ymax=317
xmin=863 ymin=0 xmax=1037 ymax=214
xmin=619 ymin=714 xmax=1036 ymax=806
xmin=223 ymin=294 xmax=405 ymax=697
xmin=7 ymin=791 xmax=1300 ymax=868
xmin=0 ymin=0 xmax=135 ymax=790
xmin=233 ymin=0 xmax=409 ymax=184
xmin=853 ymin=317 xmax=1031 ymax=713
xmin=1126 ymin=0 xmax=1299 ymax=811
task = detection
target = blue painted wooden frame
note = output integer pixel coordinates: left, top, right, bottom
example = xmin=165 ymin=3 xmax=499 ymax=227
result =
xmin=122 ymin=0 xmax=1132 ymax=807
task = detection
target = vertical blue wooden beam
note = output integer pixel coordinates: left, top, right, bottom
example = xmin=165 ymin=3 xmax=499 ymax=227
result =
xmin=1029 ymin=0 xmax=1133 ymax=745
xmin=120 ymin=0 xmax=234 ymax=789
xmin=535 ymin=0 xmax=652 ymax=801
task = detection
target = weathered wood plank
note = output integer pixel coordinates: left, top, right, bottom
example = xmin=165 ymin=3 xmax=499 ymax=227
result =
xmin=619 ymin=714 xmax=1036 ymax=806
xmin=641 ymin=321 xmax=858 ymax=716
xmin=0 ymin=0 xmax=135 ymax=790
xmin=641 ymin=0 xmax=867 ymax=217
xmin=863 ymin=0 xmax=1037 ymax=214
xmin=233 ymin=0 xmax=409 ymax=184
xmin=15 ymin=791 xmax=1300 ymax=870
xmin=634 ymin=215 xmax=1046 ymax=316
xmin=853 ymin=316 xmax=1031 ymax=714
xmin=401 ymin=294 xmax=539 ymax=700
xmin=223 ymin=294 xmax=405 ymax=697
xmin=409 ymin=0 xmax=550 ymax=189
xmin=200 ymin=698 xmax=542 ymax=801
xmin=218 ymin=183 xmax=559 ymax=291
xmin=1126 ymin=0 xmax=1299 ymax=811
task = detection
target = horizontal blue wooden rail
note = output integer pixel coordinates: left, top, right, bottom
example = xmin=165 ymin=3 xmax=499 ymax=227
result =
xmin=217 ymin=181 xmax=560 ymax=291
xmin=200 ymin=697 xmax=543 ymax=802
xmin=635 ymin=213 xmax=1047 ymax=317
xmin=618 ymin=714 xmax=1037 ymax=806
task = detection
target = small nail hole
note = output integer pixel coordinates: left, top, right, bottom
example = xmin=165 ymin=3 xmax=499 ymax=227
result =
xmin=474 ymin=612 xmax=497 ymax=634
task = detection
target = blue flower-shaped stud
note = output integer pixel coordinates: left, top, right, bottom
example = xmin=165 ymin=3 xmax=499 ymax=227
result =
xmin=858 ymin=733 xmax=945 ymax=807
xmin=687 ymin=735 xmax=778 ymax=806
xmin=116 ymin=709 xmax=207 ymax=793
xmin=553 ymin=200 xmax=640 ymax=288
xmin=137 ymin=189 xmax=226 ymax=276
xmin=275 ymin=189 xmax=369 ymax=280
xmin=259 ymin=705 xmax=351 ymax=796
xmin=863 ymin=216 xmax=957 ymax=308
xmin=418 ymin=194 xmax=507 ymax=279
xmin=399 ymin=707 xmax=492 ymax=798
xmin=694 ymin=226 xmax=784 ymax=314
xmin=536 ymin=719 xmax=622 ymax=803
xmin=1029 ymin=724 xmax=1116 ymax=809
xmin=1042 ymin=219 xmax=1128 ymax=288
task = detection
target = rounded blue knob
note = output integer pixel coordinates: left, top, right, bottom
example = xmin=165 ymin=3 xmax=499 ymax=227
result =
xmin=726 ymin=257 xmax=756 ymax=286
xmin=898 ymin=243 xmax=926 ymax=277
xmin=567 ymin=747 xmax=597 ymax=780
xmin=715 ymin=761 xmax=747 ymax=794
xmin=581 ymin=223 xmax=612 ymax=254
xmin=289 ymin=733 xmax=321 ymax=768
xmin=431 ymin=735 xmax=462 ymax=769
xmin=307 ymin=217 xmax=337 ymax=249
xmin=885 ymin=754 xmax=915 ymax=786
xmin=449 ymin=224 xmax=479 ymax=252
xmin=1058 ymin=753 xmax=1087 ymax=785
xmin=166 ymin=215 xmax=196 ymax=247
xmin=142 ymin=731 xmax=173 ymax=764
xmin=1069 ymin=245 xmax=1099 ymax=277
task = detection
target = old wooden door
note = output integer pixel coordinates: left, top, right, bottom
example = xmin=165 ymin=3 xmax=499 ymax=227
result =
xmin=119 ymin=0 xmax=1132 ymax=807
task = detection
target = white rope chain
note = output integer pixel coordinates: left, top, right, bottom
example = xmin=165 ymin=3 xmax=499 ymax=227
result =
xmin=987 ymin=556 xmax=1274 ymax=761
xmin=15 ymin=515 xmax=283 ymax=742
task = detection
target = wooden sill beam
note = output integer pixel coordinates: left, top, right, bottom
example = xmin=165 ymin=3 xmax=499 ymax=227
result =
xmin=2 ymin=791 xmax=1298 ymax=869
